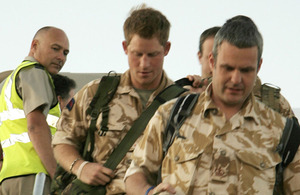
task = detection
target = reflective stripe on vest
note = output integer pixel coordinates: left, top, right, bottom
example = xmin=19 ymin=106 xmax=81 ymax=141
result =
xmin=1 ymin=132 xmax=30 ymax=148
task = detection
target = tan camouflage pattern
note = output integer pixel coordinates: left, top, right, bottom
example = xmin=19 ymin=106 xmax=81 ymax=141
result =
xmin=52 ymin=70 xmax=174 ymax=194
xmin=125 ymin=84 xmax=300 ymax=194
xmin=253 ymin=77 xmax=294 ymax=117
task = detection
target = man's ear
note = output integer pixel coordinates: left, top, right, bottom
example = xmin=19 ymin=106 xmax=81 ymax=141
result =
xmin=164 ymin=41 xmax=171 ymax=56
xmin=28 ymin=39 xmax=39 ymax=56
xmin=209 ymin=53 xmax=215 ymax=70
xmin=122 ymin=41 xmax=128 ymax=54
xmin=197 ymin=51 xmax=202 ymax=61
xmin=30 ymin=39 xmax=39 ymax=52
xmin=57 ymin=95 xmax=63 ymax=104
xmin=257 ymin=58 xmax=263 ymax=73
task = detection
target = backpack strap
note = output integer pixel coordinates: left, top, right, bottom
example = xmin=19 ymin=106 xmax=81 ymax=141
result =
xmin=157 ymin=93 xmax=199 ymax=184
xmin=273 ymin=116 xmax=300 ymax=194
xmin=162 ymin=93 xmax=199 ymax=156
xmin=83 ymin=73 xmax=120 ymax=161
xmin=261 ymin=83 xmax=281 ymax=112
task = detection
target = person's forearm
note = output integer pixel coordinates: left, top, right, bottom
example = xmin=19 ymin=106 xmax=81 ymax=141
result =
xmin=53 ymin=144 xmax=83 ymax=175
xmin=27 ymin=110 xmax=57 ymax=179
xmin=28 ymin=121 xmax=56 ymax=178
xmin=54 ymin=144 xmax=116 ymax=186
xmin=125 ymin=172 xmax=152 ymax=195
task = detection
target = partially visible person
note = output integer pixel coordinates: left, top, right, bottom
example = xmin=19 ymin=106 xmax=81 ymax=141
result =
xmin=52 ymin=5 xmax=197 ymax=194
xmin=188 ymin=25 xmax=294 ymax=117
xmin=0 ymin=26 xmax=69 ymax=195
xmin=52 ymin=74 xmax=76 ymax=110
xmin=124 ymin=15 xmax=300 ymax=194
xmin=0 ymin=70 xmax=13 ymax=84
xmin=186 ymin=27 xmax=221 ymax=93
xmin=0 ymin=73 xmax=75 ymax=172
xmin=197 ymin=26 xmax=221 ymax=79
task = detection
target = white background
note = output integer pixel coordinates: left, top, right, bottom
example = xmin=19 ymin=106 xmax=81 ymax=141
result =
xmin=0 ymin=0 xmax=299 ymax=113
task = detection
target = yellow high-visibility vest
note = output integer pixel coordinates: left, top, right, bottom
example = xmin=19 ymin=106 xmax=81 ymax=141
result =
xmin=0 ymin=61 xmax=60 ymax=182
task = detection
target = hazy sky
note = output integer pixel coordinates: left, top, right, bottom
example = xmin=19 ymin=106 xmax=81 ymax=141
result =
xmin=1 ymin=0 xmax=299 ymax=109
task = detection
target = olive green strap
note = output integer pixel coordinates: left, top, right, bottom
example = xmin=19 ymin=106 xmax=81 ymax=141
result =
xmin=83 ymin=75 xmax=120 ymax=161
xmin=103 ymin=84 xmax=187 ymax=169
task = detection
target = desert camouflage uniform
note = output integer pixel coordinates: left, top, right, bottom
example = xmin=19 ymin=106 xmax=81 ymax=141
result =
xmin=125 ymin=84 xmax=300 ymax=195
xmin=52 ymin=70 xmax=173 ymax=194
xmin=253 ymin=77 xmax=294 ymax=118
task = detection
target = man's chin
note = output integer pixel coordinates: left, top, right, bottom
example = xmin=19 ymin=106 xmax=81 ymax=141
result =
xmin=224 ymin=95 xmax=245 ymax=105
xmin=48 ymin=68 xmax=60 ymax=75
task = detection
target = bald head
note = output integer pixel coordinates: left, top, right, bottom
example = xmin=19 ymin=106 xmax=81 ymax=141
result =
xmin=29 ymin=26 xmax=70 ymax=75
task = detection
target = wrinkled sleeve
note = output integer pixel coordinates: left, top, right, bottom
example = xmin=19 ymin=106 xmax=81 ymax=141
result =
xmin=19 ymin=67 xmax=55 ymax=116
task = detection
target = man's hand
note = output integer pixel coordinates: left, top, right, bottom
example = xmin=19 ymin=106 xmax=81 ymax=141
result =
xmin=186 ymin=74 xmax=210 ymax=93
xmin=78 ymin=162 xmax=115 ymax=186
xmin=149 ymin=183 xmax=176 ymax=195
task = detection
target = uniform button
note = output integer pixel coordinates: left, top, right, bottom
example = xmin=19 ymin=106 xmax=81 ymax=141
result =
xmin=212 ymin=109 xmax=218 ymax=115
xmin=260 ymin=162 xmax=265 ymax=168
xmin=174 ymin=156 xmax=180 ymax=161
xmin=220 ymin=150 xmax=226 ymax=156
xmin=215 ymin=168 xmax=225 ymax=176
xmin=216 ymin=135 xmax=221 ymax=139
xmin=126 ymin=159 xmax=132 ymax=165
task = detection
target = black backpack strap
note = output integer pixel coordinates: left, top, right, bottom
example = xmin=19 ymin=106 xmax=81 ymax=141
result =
xmin=157 ymin=93 xmax=199 ymax=184
xmin=83 ymin=74 xmax=120 ymax=161
xmin=162 ymin=93 xmax=199 ymax=156
xmin=273 ymin=116 xmax=300 ymax=195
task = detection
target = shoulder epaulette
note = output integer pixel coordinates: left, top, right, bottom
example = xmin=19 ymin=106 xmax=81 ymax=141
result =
xmin=261 ymin=83 xmax=280 ymax=112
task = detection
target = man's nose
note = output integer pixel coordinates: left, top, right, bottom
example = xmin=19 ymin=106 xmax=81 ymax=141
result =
xmin=231 ymin=70 xmax=242 ymax=84
xmin=57 ymin=51 xmax=66 ymax=65
xmin=140 ymin=55 xmax=150 ymax=68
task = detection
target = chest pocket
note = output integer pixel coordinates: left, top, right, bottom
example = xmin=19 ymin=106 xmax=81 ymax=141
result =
xmin=161 ymin=137 xmax=209 ymax=192
xmin=103 ymin=123 xmax=126 ymax=138
xmin=235 ymin=149 xmax=281 ymax=183
xmin=164 ymin=129 xmax=213 ymax=165
xmin=171 ymin=139 xmax=204 ymax=163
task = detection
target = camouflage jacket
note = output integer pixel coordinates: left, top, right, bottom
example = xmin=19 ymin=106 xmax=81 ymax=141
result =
xmin=125 ymin=85 xmax=300 ymax=195
xmin=52 ymin=70 xmax=174 ymax=194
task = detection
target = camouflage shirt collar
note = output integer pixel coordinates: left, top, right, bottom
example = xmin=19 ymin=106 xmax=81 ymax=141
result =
xmin=239 ymin=93 xmax=260 ymax=125
xmin=202 ymin=83 xmax=260 ymax=124
xmin=202 ymin=83 xmax=219 ymax=118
